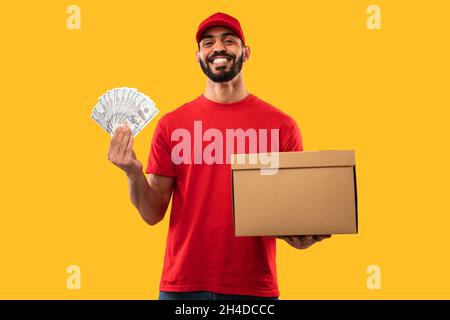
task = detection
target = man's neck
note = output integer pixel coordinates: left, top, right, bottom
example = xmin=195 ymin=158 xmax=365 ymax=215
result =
xmin=203 ymin=73 xmax=249 ymax=104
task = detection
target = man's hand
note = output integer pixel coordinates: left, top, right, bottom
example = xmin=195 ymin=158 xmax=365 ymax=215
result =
xmin=276 ymin=235 xmax=331 ymax=250
xmin=107 ymin=124 xmax=143 ymax=176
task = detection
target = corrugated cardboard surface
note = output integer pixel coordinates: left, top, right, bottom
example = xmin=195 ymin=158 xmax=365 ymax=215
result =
xmin=231 ymin=150 xmax=358 ymax=236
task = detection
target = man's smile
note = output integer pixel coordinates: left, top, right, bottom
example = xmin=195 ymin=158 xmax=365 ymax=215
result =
xmin=209 ymin=55 xmax=232 ymax=67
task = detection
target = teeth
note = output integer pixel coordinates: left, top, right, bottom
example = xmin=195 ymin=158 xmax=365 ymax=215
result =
xmin=213 ymin=58 xmax=228 ymax=64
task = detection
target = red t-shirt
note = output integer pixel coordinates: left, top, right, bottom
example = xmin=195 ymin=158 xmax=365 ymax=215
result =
xmin=145 ymin=93 xmax=303 ymax=297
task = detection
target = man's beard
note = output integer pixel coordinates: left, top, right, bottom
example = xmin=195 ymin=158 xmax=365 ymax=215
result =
xmin=199 ymin=51 xmax=244 ymax=83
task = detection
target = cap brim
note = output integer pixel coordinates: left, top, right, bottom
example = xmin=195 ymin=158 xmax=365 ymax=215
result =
xmin=196 ymin=20 xmax=244 ymax=44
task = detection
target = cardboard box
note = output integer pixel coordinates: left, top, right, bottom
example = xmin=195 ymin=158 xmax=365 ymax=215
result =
xmin=231 ymin=150 xmax=358 ymax=236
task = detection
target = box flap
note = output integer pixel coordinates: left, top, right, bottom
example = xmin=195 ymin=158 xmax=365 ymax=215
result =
xmin=231 ymin=150 xmax=355 ymax=170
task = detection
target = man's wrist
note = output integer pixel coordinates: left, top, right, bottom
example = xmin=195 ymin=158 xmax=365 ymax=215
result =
xmin=126 ymin=166 xmax=144 ymax=181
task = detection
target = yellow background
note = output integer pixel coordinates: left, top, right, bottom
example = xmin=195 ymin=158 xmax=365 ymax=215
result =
xmin=1 ymin=0 xmax=449 ymax=299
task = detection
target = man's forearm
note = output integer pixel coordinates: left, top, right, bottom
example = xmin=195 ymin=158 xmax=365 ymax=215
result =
xmin=127 ymin=169 xmax=166 ymax=225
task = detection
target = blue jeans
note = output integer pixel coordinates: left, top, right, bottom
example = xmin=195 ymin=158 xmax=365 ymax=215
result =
xmin=158 ymin=290 xmax=279 ymax=300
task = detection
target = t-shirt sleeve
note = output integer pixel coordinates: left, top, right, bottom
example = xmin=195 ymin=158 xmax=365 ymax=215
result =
xmin=145 ymin=118 xmax=176 ymax=176
xmin=280 ymin=116 xmax=304 ymax=152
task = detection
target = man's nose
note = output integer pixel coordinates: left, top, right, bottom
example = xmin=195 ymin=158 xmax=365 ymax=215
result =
xmin=212 ymin=40 xmax=226 ymax=52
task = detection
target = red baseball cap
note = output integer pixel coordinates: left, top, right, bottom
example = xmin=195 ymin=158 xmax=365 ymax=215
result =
xmin=196 ymin=12 xmax=246 ymax=45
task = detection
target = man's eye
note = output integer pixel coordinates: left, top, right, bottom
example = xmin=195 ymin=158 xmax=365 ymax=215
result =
xmin=203 ymin=42 xmax=214 ymax=47
xmin=224 ymin=39 xmax=235 ymax=44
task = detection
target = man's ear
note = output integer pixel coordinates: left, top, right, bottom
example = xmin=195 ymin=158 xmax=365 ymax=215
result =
xmin=196 ymin=51 xmax=200 ymax=64
xmin=243 ymin=46 xmax=251 ymax=62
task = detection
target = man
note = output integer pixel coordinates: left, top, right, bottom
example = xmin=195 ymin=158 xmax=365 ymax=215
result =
xmin=107 ymin=12 xmax=331 ymax=300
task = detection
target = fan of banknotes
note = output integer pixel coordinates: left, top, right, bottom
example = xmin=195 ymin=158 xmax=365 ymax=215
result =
xmin=90 ymin=87 xmax=159 ymax=137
